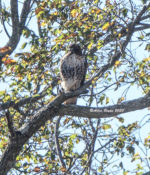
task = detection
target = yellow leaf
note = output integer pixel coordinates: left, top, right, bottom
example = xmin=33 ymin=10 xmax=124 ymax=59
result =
xmin=140 ymin=72 xmax=145 ymax=77
xmin=102 ymin=22 xmax=109 ymax=30
xmin=145 ymin=135 xmax=150 ymax=142
xmin=41 ymin=126 xmax=45 ymax=131
xmin=115 ymin=60 xmax=121 ymax=67
xmin=27 ymin=73 xmax=31 ymax=81
xmin=91 ymin=8 xmax=101 ymax=14
xmin=133 ymin=152 xmax=140 ymax=157
xmin=2 ymin=55 xmax=17 ymax=65
xmin=102 ymin=124 xmax=111 ymax=130
xmin=1 ymin=118 xmax=5 ymax=122
xmin=41 ymin=21 xmax=46 ymax=27
xmin=106 ymin=97 xmax=109 ymax=104
xmin=121 ymin=97 xmax=125 ymax=101
xmin=118 ymin=33 xmax=122 ymax=38
xmin=71 ymin=9 xmax=79 ymax=18
xmin=44 ymin=158 xmax=49 ymax=164
xmin=88 ymin=41 xmax=94 ymax=50
xmin=143 ymin=57 xmax=150 ymax=62
xmin=94 ymin=0 xmax=98 ymax=4
xmin=106 ymin=0 xmax=111 ymax=6
xmin=14 ymin=116 xmax=18 ymax=120
xmin=45 ymin=70 xmax=49 ymax=74
xmin=53 ymin=11 xmax=58 ymax=15
xmin=49 ymin=96 xmax=55 ymax=102
xmin=26 ymin=156 xmax=30 ymax=163
xmin=102 ymin=22 xmax=114 ymax=31
xmin=91 ymin=9 xmax=95 ymax=13
xmin=118 ymin=97 xmax=125 ymax=103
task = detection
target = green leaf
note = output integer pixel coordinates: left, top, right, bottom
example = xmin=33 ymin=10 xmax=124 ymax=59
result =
xmin=122 ymin=8 xmax=128 ymax=17
xmin=70 ymin=134 xmax=77 ymax=140
xmin=0 ymin=91 xmax=5 ymax=96
xmin=27 ymin=82 xmax=32 ymax=90
xmin=21 ymin=42 xmax=27 ymax=49
xmin=106 ymin=97 xmax=109 ymax=104
xmin=102 ymin=124 xmax=111 ymax=130
xmin=145 ymin=44 xmax=150 ymax=52
xmin=117 ymin=117 xmax=124 ymax=123
xmin=87 ymin=41 xmax=94 ymax=50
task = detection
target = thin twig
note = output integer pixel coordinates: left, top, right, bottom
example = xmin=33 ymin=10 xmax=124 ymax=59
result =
xmin=55 ymin=116 xmax=66 ymax=169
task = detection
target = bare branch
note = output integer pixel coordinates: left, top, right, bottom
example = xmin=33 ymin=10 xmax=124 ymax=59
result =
xmin=81 ymin=136 xmax=116 ymax=175
xmin=55 ymin=117 xmax=66 ymax=169
xmin=2 ymin=18 xmax=10 ymax=38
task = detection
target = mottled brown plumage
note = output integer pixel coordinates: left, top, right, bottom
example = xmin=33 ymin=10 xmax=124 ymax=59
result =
xmin=60 ymin=44 xmax=87 ymax=104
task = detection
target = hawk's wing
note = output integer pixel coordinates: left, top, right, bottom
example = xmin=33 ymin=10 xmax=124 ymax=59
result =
xmin=80 ymin=56 xmax=87 ymax=86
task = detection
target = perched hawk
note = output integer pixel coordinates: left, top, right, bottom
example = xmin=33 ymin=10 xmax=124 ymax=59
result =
xmin=60 ymin=44 xmax=87 ymax=104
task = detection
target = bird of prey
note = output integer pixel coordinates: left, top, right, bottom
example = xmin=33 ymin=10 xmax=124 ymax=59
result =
xmin=60 ymin=44 xmax=87 ymax=104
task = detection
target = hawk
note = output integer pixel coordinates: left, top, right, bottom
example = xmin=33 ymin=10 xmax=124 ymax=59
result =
xmin=60 ymin=44 xmax=87 ymax=104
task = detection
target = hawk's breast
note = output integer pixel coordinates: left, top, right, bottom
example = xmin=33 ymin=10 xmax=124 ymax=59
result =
xmin=60 ymin=53 xmax=85 ymax=91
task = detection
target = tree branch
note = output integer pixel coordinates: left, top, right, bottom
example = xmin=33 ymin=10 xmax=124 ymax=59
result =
xmin=55 ymin=117 xmax=66 ymax=169
xmin=0 ymin=84 xmax=149 ymax=174
xmin=142 ymin=172 xmax=150 ymax=175
xmin=19 ymin=0 xmax=32 ymax=32
xmin=59 ymin=94 xmax=150 ymax=119
xmin=0 ymin=0 xmax=33 ymax=67
xmin=0 ymin=77 xmax=59 ymax=112
xmin=5 ymin=111 xmax=15 ymax=137
xmin=2 ymin=18 xmax=10 ymax=38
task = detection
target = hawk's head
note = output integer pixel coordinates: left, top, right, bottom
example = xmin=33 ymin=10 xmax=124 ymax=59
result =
xmin=69 ymin=44 xmax=82 ymax=56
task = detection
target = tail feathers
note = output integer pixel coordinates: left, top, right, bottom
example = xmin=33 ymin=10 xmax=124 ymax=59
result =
xmin=64 ymin=97 xmax=77 ymax=105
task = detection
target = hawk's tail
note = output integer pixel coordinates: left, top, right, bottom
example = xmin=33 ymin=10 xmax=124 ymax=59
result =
xmin=64 ymin=97 xmax=77 ymax=105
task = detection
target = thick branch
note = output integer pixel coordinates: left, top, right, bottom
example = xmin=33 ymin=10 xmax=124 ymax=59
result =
xmin=59 ymin=94 xmax=150 ymax=119
xmin=11 ymin=0 xmax=19 ymax=36
xmin=19 ymin=0 xmax=32 ymax=32
xmin=5 ymin=111 xmax=15 ymax=137
xmin=0 ymin=0 xmax=32 ymax=67
xmin=142 ymin=172 xmax=150 ymax=175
